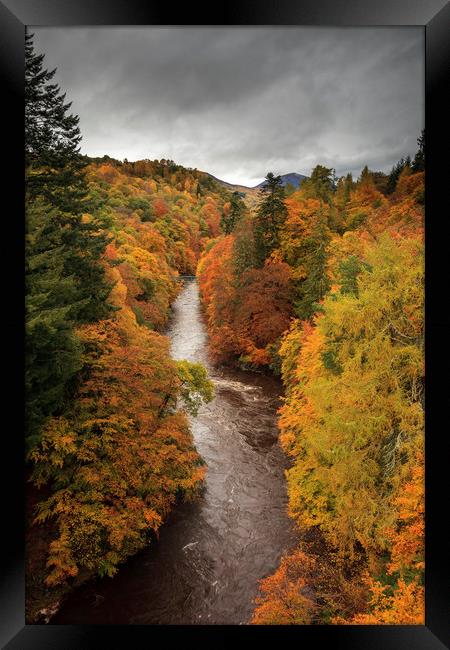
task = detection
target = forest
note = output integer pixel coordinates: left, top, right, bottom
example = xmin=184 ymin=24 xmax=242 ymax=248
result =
xmin=25 ymin=34 xmax=220 ymax=620
xmin=25 ymin=32 xmax=424 ymax=625
xmin=198 ymin=147 xmax=424 ymax=624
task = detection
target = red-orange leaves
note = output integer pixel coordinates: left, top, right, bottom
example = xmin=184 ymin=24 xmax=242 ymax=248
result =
xmin=198 ymin=239 xmax=293 ymax=367
xmin=252 ymin=550 xmax=317 ymax=625
xmin=197 ymin=236 xmax=241 ymax=363
xmin=336 ymin=574 xmax=424 ymax=625
xmin=236 ymin=259 xmax=293 ymax=350
xmin=152 ymin=197 xmax=169 ymax=217
xmin=387 ymin=451 xmax=424 ymax=576
xmin=30 ymin=293 xmax=206 ymax=587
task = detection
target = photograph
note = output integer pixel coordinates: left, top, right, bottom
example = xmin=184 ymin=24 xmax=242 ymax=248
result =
xmin=24 ymin=24 xmax=425 ymax=626
xmin=1 ymin=1 xmax=448 ymax=647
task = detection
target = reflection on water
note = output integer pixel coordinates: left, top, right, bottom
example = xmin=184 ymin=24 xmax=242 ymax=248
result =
xmin=53 ymin=280 xmax=294 ymax=625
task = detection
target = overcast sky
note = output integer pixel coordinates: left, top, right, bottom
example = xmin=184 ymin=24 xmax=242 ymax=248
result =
xmin=32 ymin=27 xmax=424 ymax=187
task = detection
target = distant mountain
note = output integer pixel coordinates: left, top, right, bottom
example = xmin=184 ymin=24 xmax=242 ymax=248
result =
xmin=254 ymin=173 xmax=307 ymax=189
xmin=203 ymin=171 xmax=308 ymax=209
xmin=207 ymin=171 xmax=308 ymax=192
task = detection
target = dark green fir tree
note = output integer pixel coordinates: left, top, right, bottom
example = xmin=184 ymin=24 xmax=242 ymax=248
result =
xmin=25 ymin=31 xmax=112 ymax=323
xmin=254 ymin=172 xmax=287 ymax=266
xmin=221 ymin=191 xmax=246 ymax=235
xmin=412 ymin=129 xmax=425 ymax=173
xmin=25 ymin=32 xmax=113 ymax=445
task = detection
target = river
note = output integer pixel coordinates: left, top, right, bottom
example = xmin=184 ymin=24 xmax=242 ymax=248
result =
xmin=52 ymin=279 xmax=294 ymax=625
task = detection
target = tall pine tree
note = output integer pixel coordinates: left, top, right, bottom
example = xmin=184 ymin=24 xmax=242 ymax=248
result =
xmin=25 ymin=33 xmax=112 ymax=445
xmin=254 ymin=173 xmax=287 ymax=266
xmin=221 ymin=191 xmax=246 ymax=235
xmin=25 ymin=200 xmax=83 ymax=446
xmin=412 ymin=129 xmax=425 ymax=172
xmin=25 ymin=31 xmax=112 ymax=323
xmin=26 ymin=32 xmax=87 ymax=212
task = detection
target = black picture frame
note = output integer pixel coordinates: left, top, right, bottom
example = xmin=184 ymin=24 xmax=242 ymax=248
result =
xmin=1 ymin=1 xmax=449 ymax=647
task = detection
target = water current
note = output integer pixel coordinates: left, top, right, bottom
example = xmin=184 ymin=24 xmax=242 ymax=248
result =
xmin=52 ymin=279 xmax=294 ymax=625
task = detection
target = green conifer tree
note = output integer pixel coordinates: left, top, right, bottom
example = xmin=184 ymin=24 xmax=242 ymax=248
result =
xmin=25 ymin=200 xmax=83 ymax=446
xmin=221 ymin=191 xmax=246 ymax=234
xmin=254 ymin=173 xmax=287 ymax=266
xmin=25 ymin=32 xmax=87 ymax=213
xmin=301 ymin=165 xmax=336 ymax=203
xmin=25 ymin=33 xmax=113 ymax=444
xmin=412 ymin=130 xmax=425 ymax=172
xmin=25 ymin=31 xmax=112 ymax=323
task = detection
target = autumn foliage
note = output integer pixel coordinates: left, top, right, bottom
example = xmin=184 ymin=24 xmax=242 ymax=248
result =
xmin=198 ymin=160 xmax=425 ymax=625
xmin=198 ymin=234 xmax=294 ymax=367
xmin=29 ymin=291 xmax=207 ymax=586
xmin=25 ymin=34 xmax=424 ymax=624
xmin=26 ymin=148 xmax=224 ymax=615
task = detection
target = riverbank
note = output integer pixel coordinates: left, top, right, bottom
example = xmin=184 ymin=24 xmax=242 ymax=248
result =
xmin=50 ymin=280 xmax=295 ymax=625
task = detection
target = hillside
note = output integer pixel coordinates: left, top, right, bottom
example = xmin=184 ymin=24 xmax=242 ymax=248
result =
xmin=205 ymin=171 xmax=308 ymax=210
xmin=26 ymin=154 xmax=229 ymax=621
xmin=205 ymin=173 xmax=260 ymax=209
xmin=197 ymin=160 xmax=425 ymax=626
xmin=25 ymin=28 xmax=425 ymax=630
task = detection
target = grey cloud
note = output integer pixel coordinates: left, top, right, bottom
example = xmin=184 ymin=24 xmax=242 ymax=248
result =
xmin=33 ymin=26 xmax=423 ymax=186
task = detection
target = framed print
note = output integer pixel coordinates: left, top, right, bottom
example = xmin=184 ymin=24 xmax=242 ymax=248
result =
xmin=1 ymin=0 xmax=449 ymax=647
